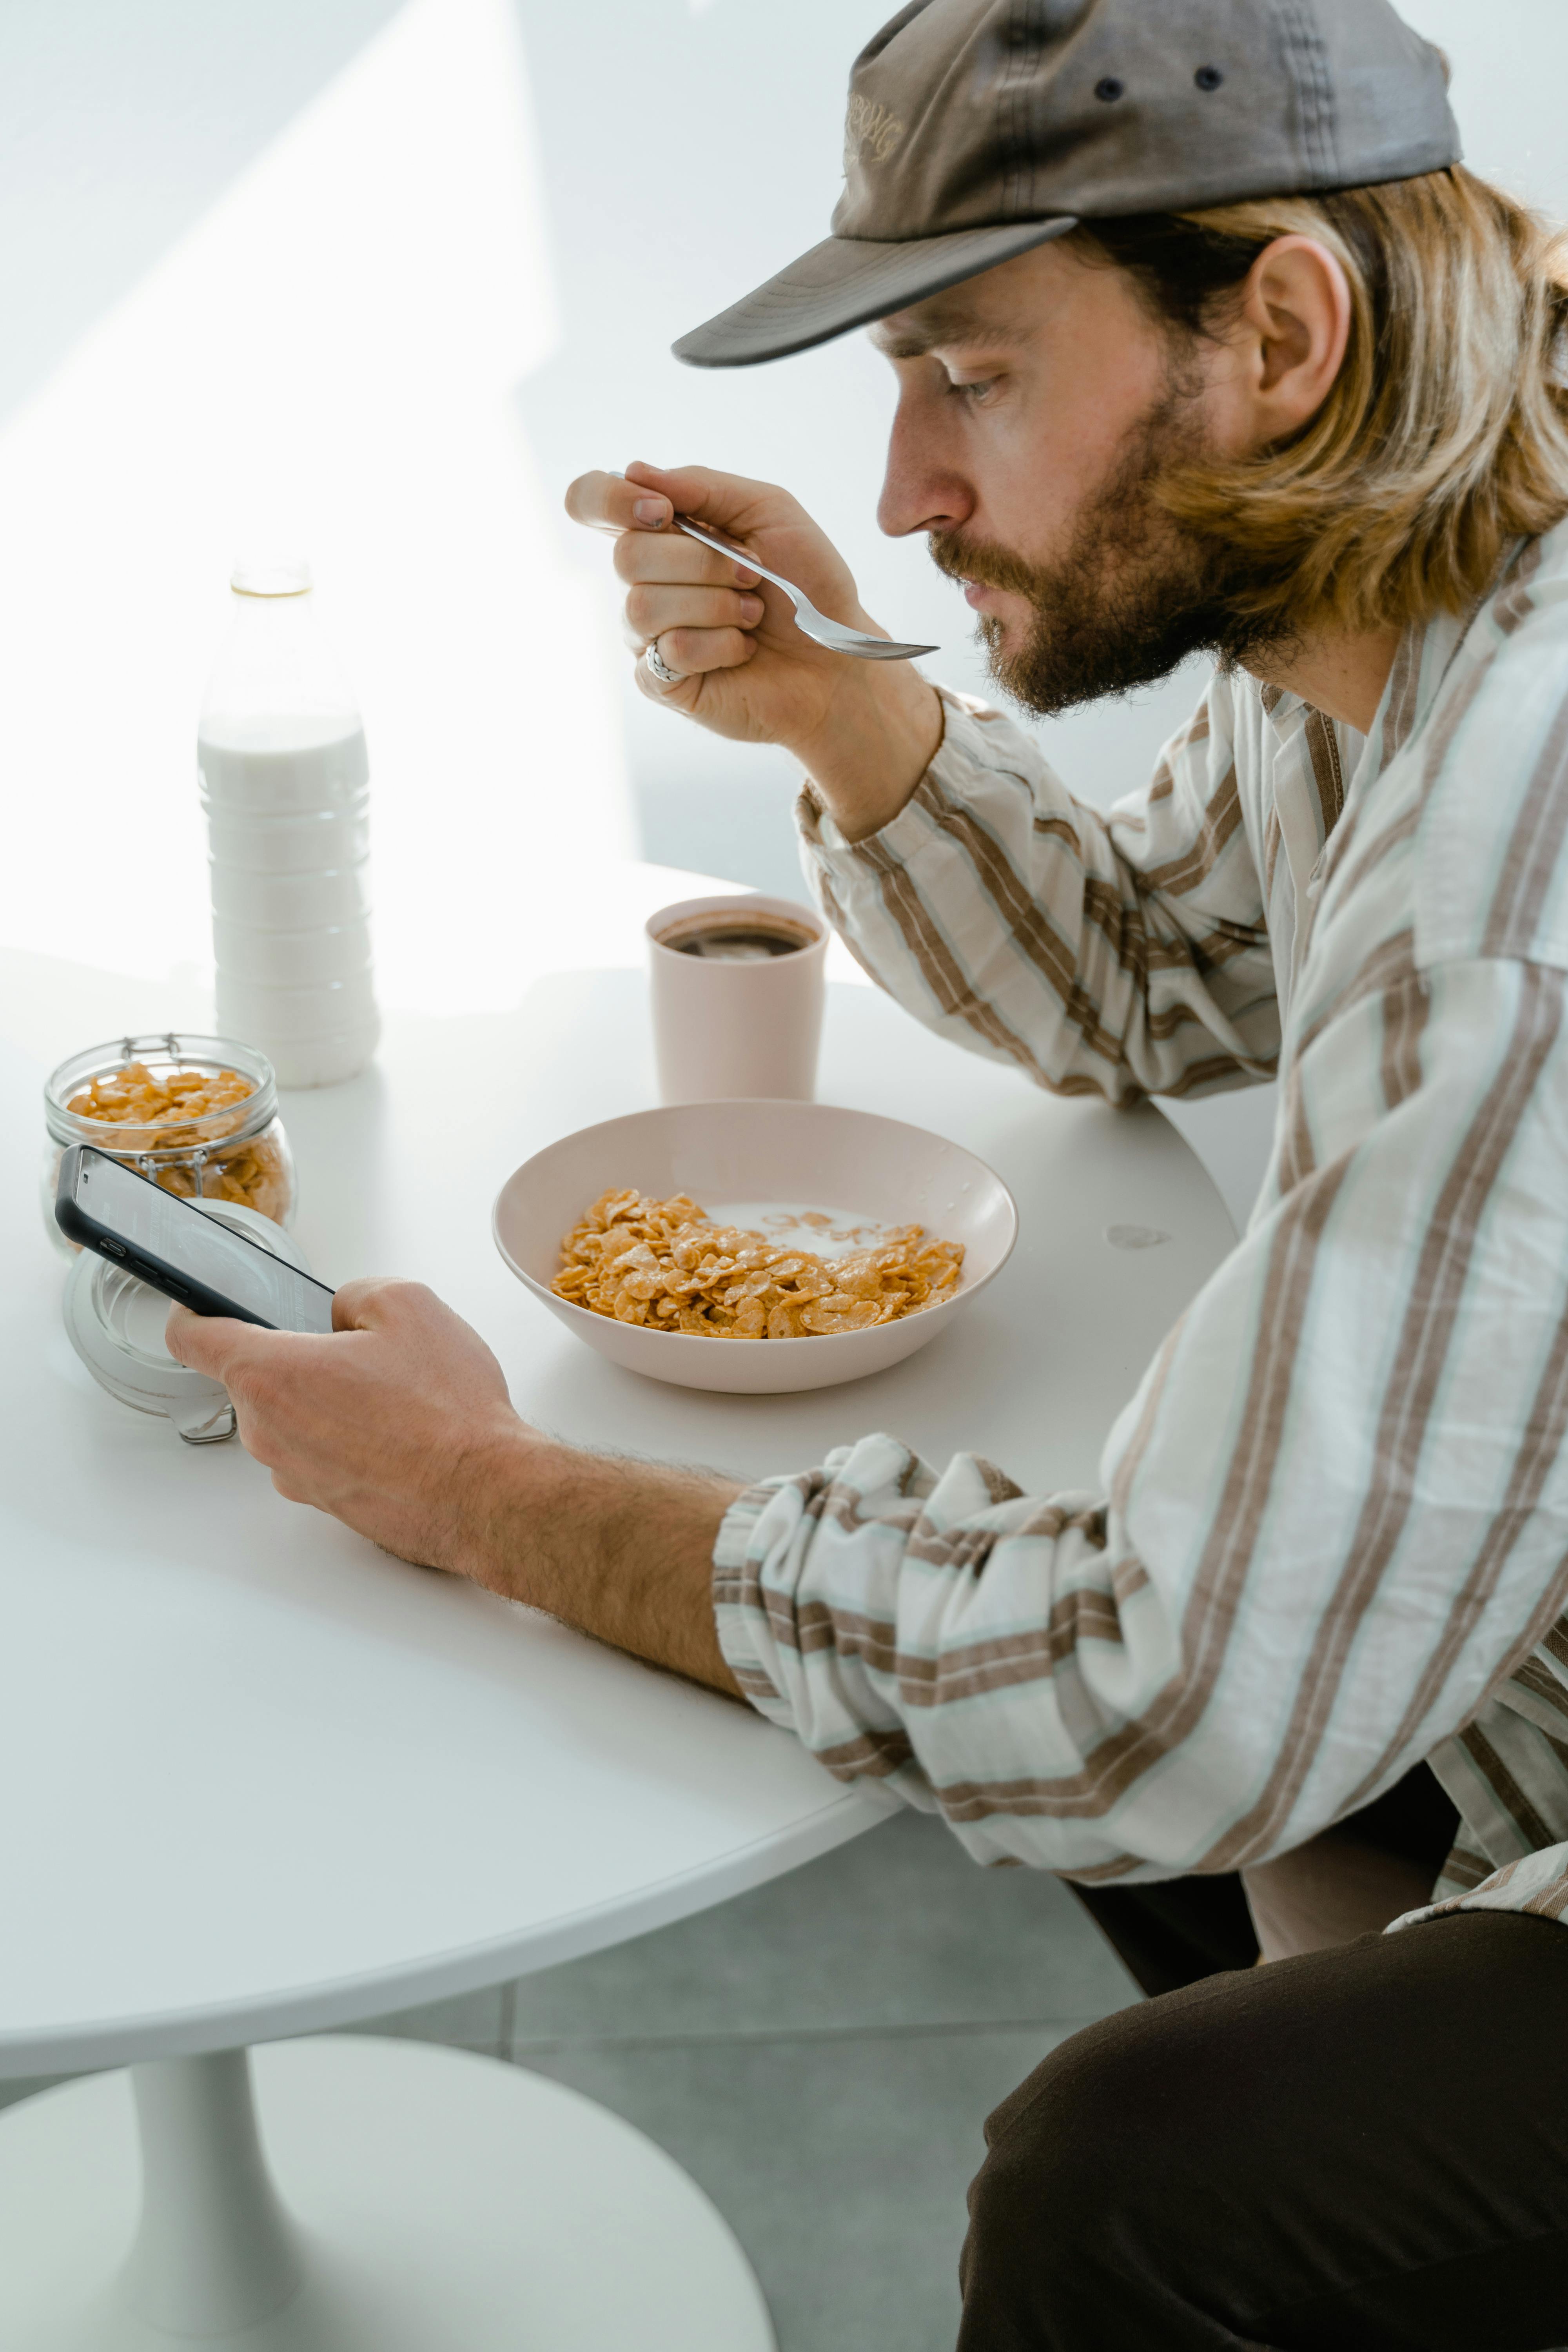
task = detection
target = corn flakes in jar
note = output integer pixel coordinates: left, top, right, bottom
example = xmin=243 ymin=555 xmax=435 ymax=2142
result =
xmin=42 ymin=1033 xmax=296 ymax=1255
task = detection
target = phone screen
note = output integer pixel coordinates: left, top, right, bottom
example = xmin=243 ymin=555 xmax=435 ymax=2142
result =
xmin=73 ymin=1150 xmax=336 ymax=1334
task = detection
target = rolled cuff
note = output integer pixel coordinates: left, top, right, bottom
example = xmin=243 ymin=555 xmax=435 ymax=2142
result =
xmin=796 ymin=687 xmax=1006 ymax=876
xmin=712 ymin=1479 xmax=799 ymax=1728
xmin=1387 ymin=1838 xmax=1568 ymax=1933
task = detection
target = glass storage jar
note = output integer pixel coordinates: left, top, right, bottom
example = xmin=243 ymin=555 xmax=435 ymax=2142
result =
xmin=42 ymin=1032 xmax=296 ymax=1255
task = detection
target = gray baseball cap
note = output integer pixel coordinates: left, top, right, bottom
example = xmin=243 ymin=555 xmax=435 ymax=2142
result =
xmin=673 ymin=0 xmax=1460 ymax=368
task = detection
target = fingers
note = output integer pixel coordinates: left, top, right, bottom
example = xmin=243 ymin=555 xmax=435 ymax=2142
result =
xmin=327 ymin=1279 xmax=505 ymax=1395
xmin=329 ymin=1275 xmax=433 ymax=1332
xmin=165 ymin=1281 xmax=428 ymax=1391
xmin=623 ymin=459 xmax=788 ymax=537
xmin=621 ymin=584 xmax=764 ymax=653
xmin=567 ymin=459 xmax=817 ymax=712
xmin=563 ymin=468 xmax=672 ymax=535
xmin=164 ymin=1300 xmax=201 ymax=1363
xmin=636 ymin=629 xmax=758 ymax=700
xmin=655 ymin=624 xmax=759 ymax=675
xmin=564 ymin=459 xmax=794 ymax=550
xmin=611 ymin=532 xmax=759 ymax=591
xmin=165 ymin=1303 xmax=275 ymax=1383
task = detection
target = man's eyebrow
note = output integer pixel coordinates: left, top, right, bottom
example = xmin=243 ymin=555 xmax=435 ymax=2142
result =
xmin=870 ymin=308 xmax=1034 ymax=360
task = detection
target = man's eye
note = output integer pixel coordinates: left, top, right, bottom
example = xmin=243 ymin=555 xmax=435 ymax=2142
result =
xmin=949 ymin=376 xmax=999 ymax=404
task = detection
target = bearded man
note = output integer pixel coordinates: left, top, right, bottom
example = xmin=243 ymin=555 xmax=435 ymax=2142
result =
xmin=174 ymin=1 xmax=1568 ymax=2342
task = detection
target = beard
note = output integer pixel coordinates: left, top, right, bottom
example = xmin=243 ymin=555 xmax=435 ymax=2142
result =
xmin=928 ymin=384 xmax=1283 ymax=718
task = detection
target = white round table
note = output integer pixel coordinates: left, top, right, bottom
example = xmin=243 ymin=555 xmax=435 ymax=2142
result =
xmin=0 ymin=871 xmax=1235 ymax=2348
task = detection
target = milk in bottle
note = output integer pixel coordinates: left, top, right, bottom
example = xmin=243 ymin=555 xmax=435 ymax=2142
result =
xmin=198 ymin=562 xmax=379 ymax=1087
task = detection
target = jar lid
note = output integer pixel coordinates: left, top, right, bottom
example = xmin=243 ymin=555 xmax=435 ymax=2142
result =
xmin=64 ymin=1202 xmax=314 ymax=1446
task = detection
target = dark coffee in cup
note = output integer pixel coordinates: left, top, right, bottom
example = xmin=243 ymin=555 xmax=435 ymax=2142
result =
xmin=658 ymin=912 xmax=817 ymax=964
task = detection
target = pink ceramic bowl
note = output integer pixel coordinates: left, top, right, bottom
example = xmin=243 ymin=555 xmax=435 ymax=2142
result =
xmin=492 ymin=1099 xmax=1018 ymax=1394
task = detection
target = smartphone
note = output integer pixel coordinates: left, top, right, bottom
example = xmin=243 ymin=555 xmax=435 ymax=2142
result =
xmin=55 ymin=1145 xmax=337 ymax=1334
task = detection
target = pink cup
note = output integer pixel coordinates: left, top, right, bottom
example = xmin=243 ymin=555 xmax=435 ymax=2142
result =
xmin=646 ymin=894 xmax=828 ymax=1103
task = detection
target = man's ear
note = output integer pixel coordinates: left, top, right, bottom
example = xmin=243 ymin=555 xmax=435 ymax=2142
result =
xmin=1234 ymin=235 xmax=1353 ymax=445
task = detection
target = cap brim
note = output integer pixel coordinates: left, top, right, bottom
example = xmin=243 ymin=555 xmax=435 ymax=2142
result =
xmin=673 ymin=215 xmax=1079 ymax=368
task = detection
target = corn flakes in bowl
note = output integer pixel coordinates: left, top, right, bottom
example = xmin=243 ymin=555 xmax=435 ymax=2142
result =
xmin=493 ymin=1100 xmax=1016 ymax=1394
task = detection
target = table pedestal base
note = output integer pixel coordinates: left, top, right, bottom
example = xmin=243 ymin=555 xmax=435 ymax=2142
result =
xmin=0 ymin=2036 xmax=775 ymax=2350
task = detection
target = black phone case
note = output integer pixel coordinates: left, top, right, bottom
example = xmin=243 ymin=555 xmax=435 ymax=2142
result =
xmin=54 ymin=1144 xmax=319 ymax=1328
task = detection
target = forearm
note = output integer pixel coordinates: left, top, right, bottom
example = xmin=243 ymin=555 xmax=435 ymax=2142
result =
xmin=459 ymin=1425 xmax=745 ymax=1697
xmin=791 ymin=662 xmax=944 ymax=842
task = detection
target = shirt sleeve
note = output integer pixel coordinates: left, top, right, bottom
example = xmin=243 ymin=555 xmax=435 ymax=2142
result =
xmin=713 ymin=955 xmax=1568 ymax=1880
xmin=796 ymin=678 xmax=1280 ymax=1107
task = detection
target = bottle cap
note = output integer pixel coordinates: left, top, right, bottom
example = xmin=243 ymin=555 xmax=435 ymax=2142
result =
xmin=230 ymin=559 xmax=312 ymax=598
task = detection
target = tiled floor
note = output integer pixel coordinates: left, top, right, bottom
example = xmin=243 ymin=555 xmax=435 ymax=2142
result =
xmin=0 ymin=1810 xmax=1138 ymax=2352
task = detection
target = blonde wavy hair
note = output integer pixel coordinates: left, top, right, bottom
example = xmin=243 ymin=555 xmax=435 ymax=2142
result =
xmin=1077 ymin=167 xmax=1568 ymax=640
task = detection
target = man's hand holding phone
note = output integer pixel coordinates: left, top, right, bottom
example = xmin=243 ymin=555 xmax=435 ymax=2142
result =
xmin=163 ymin=1282 xmax=745 ymax=1694
xmin=165 ymin=1279 xmax=521 ymax=1573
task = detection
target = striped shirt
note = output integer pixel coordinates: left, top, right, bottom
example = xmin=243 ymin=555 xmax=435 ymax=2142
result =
xmin=711 ymin=524 xmax=1568 ymax=1933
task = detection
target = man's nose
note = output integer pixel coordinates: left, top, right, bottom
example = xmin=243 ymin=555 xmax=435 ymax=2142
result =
xmin=877 ymin=392 xmax=973 ymax=539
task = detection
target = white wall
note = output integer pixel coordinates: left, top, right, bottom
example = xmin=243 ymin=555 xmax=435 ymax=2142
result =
xmin=0 ymin=0 xmax=632 ymax=1018
xmin=0 ymin=0 xmax=403 ymax=424
xmin=1401 ymin=0 xmax=1568 ymax=215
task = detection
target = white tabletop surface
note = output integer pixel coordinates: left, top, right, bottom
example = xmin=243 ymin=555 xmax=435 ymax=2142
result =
xmin=0 ymin=868 xmax=1234 ymax=2078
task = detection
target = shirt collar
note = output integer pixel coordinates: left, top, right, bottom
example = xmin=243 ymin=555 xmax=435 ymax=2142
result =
xmin=1354 ymin=610 xmax=1465 ymax=791
xmin=1257 ymin=599 xmax=1469 ymax=807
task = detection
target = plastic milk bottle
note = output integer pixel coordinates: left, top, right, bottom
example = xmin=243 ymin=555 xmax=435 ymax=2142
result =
xmin=198 ymin=562 xmax=379 ymax=1087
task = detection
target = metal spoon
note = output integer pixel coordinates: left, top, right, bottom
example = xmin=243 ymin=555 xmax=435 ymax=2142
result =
xmin=673 ymin=514 xmax=937 ymax=662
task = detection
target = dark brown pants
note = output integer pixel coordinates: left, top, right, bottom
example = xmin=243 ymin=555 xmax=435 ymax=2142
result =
xmin=956 ymin=1773 xmax=1568 ymax=2350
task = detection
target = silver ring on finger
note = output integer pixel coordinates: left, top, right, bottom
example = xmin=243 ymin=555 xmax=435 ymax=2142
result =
xmin=644 ymin=637 xmax=682 ymax=686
